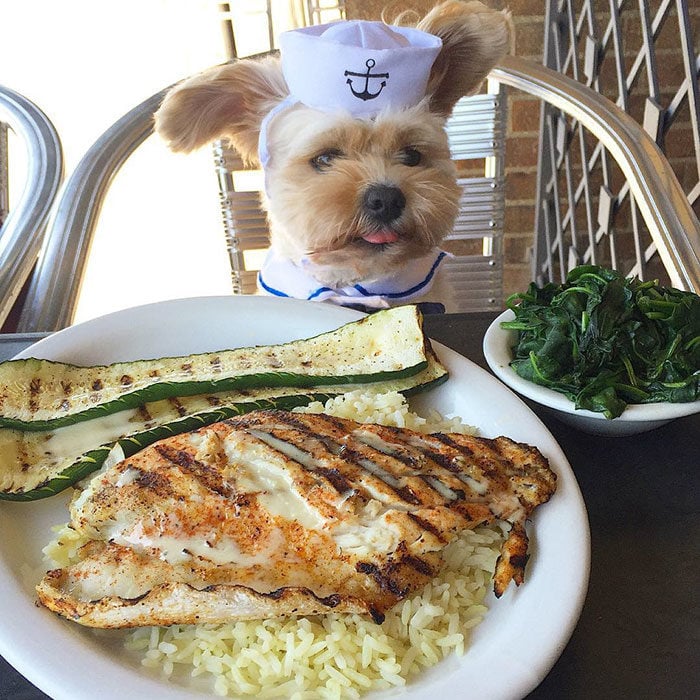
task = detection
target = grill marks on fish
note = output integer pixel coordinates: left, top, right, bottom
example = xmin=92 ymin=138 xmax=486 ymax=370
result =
xmin=407 ymin=512 xmax=448 ymax=543
xmin=243 ymin=413 xmax=419 ymax=504
xmin=36 ymin=409 xmax=556 ymax=628
xmin=239 ymin=412 xmax=473 ymax=508
xmin=154 ymin=444 xmax=234 ymax=498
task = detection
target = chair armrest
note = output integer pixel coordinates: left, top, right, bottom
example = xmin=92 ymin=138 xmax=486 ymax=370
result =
xmin=491 ymin=55 xmax=700 ymax=294
xmin=16 ymin=88 xmax=168 ymax=332
xmin=0 ymin=85 xmax=63 ymax=326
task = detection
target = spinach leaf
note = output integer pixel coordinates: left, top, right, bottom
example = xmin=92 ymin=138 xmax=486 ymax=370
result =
xmin=502 ymin=265 xmax=700 ymax=418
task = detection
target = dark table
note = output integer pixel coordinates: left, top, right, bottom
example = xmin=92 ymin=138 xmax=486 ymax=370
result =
xmin=1 ymin=313 xmax=698 ymax=699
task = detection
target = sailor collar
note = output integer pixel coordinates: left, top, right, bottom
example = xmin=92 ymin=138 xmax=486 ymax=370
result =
xmin=258 ymin=248 xmax=448 ymax=310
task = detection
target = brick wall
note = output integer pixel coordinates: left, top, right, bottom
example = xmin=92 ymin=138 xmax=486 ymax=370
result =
xmin=501 ymin=1 xmax=545 ymax=295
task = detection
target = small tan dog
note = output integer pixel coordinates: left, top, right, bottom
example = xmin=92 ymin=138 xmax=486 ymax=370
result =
xmin=155 ymin=1 xmax=511 ymax=311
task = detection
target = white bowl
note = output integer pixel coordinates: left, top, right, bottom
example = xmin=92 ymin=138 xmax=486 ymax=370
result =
xmin=483 ymin=309 xmax=700 ymax=436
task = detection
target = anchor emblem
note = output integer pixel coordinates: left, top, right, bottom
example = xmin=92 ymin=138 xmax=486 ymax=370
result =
xmin=344 ymin=59 xmax=389 ymax=101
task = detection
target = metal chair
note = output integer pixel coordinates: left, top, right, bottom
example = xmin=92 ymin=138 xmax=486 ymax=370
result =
xmin=0 ymin=85 xmax=63 ymax=329
xmin=533 ymin=0 xmax=700 ymax=290
xmin=14 ymin=54 xmax=700 ymax=332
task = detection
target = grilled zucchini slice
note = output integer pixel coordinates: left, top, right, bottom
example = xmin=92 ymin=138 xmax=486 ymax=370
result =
xmin=0 ymin=356 xmax=447 ymax=500
xmin=0 ymin=306 xmax=428 ymax=431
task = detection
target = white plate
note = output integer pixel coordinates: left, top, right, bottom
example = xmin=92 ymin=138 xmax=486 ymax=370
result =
xmin=484 ymin=309 xmax=700 ymax=436
xmin=0 ymin=296 xmax=590 ymax=700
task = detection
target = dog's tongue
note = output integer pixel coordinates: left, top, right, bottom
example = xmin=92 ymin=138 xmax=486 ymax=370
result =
xmin=362 ymin=230 xmax=399 ymax=244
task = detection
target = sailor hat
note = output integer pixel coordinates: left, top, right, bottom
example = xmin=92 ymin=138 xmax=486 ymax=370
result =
xmin=280 ymin=20 xmax=442 ymax=117
xmin=259 ymin=20 xmax=442 ymax=169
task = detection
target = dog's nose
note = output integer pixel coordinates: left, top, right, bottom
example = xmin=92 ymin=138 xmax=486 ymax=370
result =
xmin=363 ymin=184 xmax=406 ymax=223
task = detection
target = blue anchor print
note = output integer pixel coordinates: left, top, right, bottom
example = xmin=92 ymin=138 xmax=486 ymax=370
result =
xmin=344 ymin=59 xmax=389 ymax=101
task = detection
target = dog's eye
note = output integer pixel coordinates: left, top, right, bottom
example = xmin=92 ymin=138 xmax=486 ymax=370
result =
xmin=399 ymin=147 xmax=422 ymax=167
xmin=311 ymin=149 xmax=343 ymax=171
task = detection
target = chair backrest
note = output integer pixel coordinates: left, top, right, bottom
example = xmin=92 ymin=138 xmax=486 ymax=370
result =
xmin=213 ymin=80 xmax=507 ymax=313
xmin=492 ymin=55 xmax=700 ymax=295
xmin=441 ymin=81 xmax=506 ymax=312
xmin=15 ymin=89 xmax=164 ymax=332
xmin=531 ymin=0 xmax=700 ymax=290
xmin=0 ymin=85 xmax=63 ymax=329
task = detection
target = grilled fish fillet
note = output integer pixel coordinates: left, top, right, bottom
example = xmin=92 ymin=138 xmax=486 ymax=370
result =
xmin=37 ymin=409 xmax=556 ymax=627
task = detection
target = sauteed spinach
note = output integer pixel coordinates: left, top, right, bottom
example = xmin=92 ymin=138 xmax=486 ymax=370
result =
xmin=501 ymin=265 xmax=700 ymax=418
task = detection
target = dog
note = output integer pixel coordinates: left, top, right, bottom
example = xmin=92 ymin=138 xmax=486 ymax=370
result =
xmin=154 ymin=1 xmax=512 ymax=312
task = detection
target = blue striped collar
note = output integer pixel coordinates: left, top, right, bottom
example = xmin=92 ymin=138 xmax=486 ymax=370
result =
xmin=258 ymin=248 xmax=448 ymax=309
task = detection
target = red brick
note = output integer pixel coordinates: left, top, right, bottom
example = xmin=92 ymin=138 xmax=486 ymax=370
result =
xmin=502 ymin=262 xmax=534 ymax=297
xmin=505 ymin=202 xmax=536 ymax=233
xmin=622 ymin=6 xmax=700 ymax=52
xmin=511 ymin=19 xmax=546 ymax=59
xmin=510 ymin=95 xmax=541 ymax=133
xmin=346 ymin=0 xmax=433 ymax=21
xmin=505 ymin=134 xmax=540 ymax=168
xmin=655 ymin=50 xmax=691 ymax=91
xmin=506 ymin=169 xmax=538 ymax=201
xmin=663 ymin=124 xmax=698 ymax=159
xmin=673 ymin=159 xmax=700 ymax=193
xmin=507 ymin=0 xmax=546 ymax=16
xmin=504 ymin=232 xmax=535 ymax=264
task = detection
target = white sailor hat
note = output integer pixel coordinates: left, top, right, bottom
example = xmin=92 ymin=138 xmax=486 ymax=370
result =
xmin=279 ymin=20 xmax=442 ymax=117
xmin=258 ymin=20 xmax=441 ymax=177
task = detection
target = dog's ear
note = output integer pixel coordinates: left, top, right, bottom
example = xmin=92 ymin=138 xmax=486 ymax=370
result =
xmin=416 ymin=1 xmax=513 ymax=117
xmin=154 ymin=55 xmax=288 ymax=164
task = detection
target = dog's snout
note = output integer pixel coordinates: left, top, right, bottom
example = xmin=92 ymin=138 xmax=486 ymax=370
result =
xmin=363 ymin=184 xmax=406 ymax=223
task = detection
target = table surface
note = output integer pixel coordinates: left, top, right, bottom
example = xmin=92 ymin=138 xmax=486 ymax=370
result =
xmin=1 ymin=312 xmax=698 ymax=699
